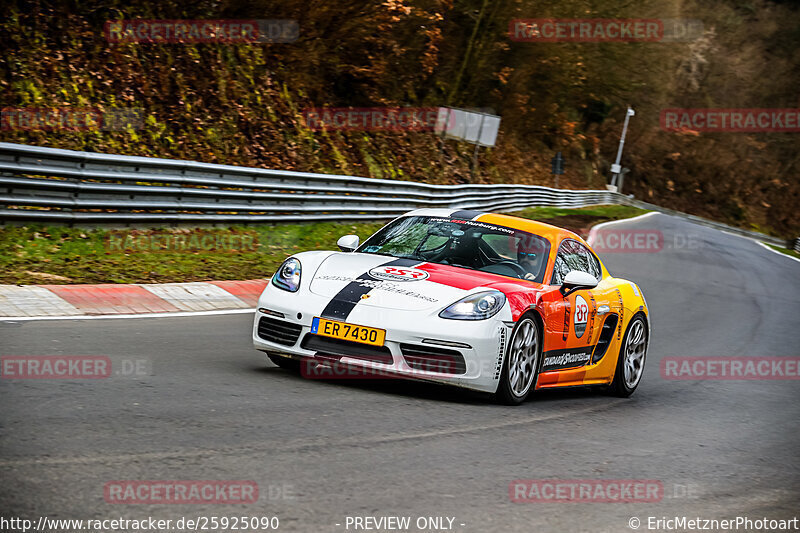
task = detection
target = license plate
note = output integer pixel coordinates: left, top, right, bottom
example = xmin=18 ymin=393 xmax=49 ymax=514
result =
xmin=311 ymin=317 xmax=386 ymax=346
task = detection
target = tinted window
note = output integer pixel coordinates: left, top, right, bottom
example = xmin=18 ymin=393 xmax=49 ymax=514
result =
xmin=358 ymin=216 xmax=551 ymax=282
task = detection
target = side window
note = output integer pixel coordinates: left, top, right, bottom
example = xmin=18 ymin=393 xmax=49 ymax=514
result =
xmin=551 ymin=239 xmax=601 ymax=285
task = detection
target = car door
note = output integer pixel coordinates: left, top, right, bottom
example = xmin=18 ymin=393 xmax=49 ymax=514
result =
xmin=539 ymin=239 xmax=609 ymax=375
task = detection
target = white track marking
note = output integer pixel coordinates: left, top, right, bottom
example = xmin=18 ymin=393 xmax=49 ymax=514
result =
xmin=141 ymin=282 xmax=251 ymax=311
xmin=590 ymin=211 xmax=798 ymax=267
xmin=0 ymin=308 xmax=255 ymax=322
xmin=0 ymin=286 xmax=81 ymax=317
xmin=753 ymin=240 xmax=800 ymax=264
xmin=586 ymin=211 xmax=658 ymax=246
xmin=3 ymin=209 xmax=792 ymax=322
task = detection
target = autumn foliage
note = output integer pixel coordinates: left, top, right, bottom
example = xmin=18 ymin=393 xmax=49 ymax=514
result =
xmin=1 ymin=0 xmax=798 ymax=236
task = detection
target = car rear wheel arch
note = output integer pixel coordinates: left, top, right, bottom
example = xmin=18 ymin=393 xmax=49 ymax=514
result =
xmin=608 ymin=311 xmax=649 ymax=397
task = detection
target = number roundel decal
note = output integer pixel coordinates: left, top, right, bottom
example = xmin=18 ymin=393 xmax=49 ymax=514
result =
xmin=368 ymin=266 xmax=429 ymax=282
xmin=574 ymin=294 xmax=589 ymax=338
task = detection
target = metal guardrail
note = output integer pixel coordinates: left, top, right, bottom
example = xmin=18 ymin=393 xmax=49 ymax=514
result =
xmin=0 ymin=142 xmax=616 ymax=223
xmin=0 ymin=142 xmax=792 ymax=249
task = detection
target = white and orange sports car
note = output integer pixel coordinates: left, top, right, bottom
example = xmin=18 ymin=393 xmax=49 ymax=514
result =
xmin=253 ymin=209 xmax=649 ymax=404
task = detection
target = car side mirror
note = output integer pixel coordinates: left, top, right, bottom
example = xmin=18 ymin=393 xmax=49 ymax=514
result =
xmin=560 ymin=270 xmax=598 ymax=296
xmin=337 ymin=234 xmax=360 ymax=252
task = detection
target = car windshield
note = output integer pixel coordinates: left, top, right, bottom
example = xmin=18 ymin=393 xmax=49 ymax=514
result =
xmin=357 ymin=215 xmax=551 ymax=282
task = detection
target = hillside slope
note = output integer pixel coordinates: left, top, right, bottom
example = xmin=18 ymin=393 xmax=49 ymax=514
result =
xmin=1 ymin=0 xmax=797 ymax=236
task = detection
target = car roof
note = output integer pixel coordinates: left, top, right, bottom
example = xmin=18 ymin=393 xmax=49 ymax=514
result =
xmin=402 ymin=208 xmax=584 ymax=245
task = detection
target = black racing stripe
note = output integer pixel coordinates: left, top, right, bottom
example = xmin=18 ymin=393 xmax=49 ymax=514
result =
xmin=319 ymin=257 xmax=420 ymax=321
xmin=319 ymin=298 xmax=363 ymax=321
xmin=450 ymin=209 xmax=483 ymax=220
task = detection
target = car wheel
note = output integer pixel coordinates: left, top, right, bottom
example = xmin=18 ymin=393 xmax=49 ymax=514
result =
xmin=267 ymin=353 xmax=300 ymax=372
xmin=608 ymin=314 xmax=648 ymax=397
xmin=495 ymin=316 xmax=541 ymax=405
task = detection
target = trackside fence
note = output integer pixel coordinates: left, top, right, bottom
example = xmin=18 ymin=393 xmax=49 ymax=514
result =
xmin=0 ymin=142 xmax=791 ymax=248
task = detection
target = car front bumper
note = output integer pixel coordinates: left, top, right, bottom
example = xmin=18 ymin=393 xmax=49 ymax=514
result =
xmin=252 ymin=284 xmax=511 ymax=393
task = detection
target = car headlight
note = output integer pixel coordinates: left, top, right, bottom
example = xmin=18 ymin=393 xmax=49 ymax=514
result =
xmin=439 ymin=290 xmax=506 ymax=320
xmin=272 ymin=258 xmax=301 ymax=292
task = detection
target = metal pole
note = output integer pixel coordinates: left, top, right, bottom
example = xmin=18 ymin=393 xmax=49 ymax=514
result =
xmin=438 ymin=108 xmax=450 ymax=169
xmin=611 ymin=107 xmax=634 ymax=190
xmin=471 ymin=114 xmax=485 ymax=180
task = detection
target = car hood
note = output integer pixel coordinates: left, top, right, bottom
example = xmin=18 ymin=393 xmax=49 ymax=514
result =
xmin=309 ymin=252 xmax=534 ymax=312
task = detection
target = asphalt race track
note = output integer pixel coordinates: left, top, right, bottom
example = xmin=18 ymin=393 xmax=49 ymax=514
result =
xmin=2 ymin=213 xmax=799 ymax=532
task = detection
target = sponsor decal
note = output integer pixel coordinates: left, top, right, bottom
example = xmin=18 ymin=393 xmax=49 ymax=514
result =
xmin=319 ymin=258 xmax=420 ymax=320
xmin=495 ymin=326 xmax=508 ymax=380
xmin=574 ymin=295 xmax=589 ymax=338
xmin=587 ymin=293 xmax=597 ymax=342
xmin=429 ymin=217 xmax=515 ymax=235
xmin=315 ymin=275 xmax=438 ymax=302
xmin=541 ymin=348 xmax=592 ymax=371
xmin=368 ymin=266 xmax=429 ymax=282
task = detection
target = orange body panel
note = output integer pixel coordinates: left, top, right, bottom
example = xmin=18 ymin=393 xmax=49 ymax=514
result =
xmin=477 ymin=212 xmax=649 ymax=389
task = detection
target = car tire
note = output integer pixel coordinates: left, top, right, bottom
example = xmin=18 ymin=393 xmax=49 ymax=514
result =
xmin=267 ymin=353 xmax=301 ymax=372
xmin=608 ymin=314 xmax=648 ymax=397
xmin=495 ymin=315 xmax=542 ymax=405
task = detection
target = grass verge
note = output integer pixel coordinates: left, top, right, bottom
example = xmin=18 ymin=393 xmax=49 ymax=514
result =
xmin=0 ymin=205 xmax=649 ymax=285
xmin=766 ymin=243 xmax=800 ymax=260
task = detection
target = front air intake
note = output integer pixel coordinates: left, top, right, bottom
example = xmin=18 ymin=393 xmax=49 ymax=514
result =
xmin=257 ymin=316 xmax=303 ymax=346
xmin=400 ymin=344 xmax=467 ymax=374
xmin=300 ymin=334 xmax=394 ymax=364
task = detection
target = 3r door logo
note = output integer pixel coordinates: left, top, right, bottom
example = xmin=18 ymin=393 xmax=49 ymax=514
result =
xmin=574 ymin=295 xmax=589 ymax=338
